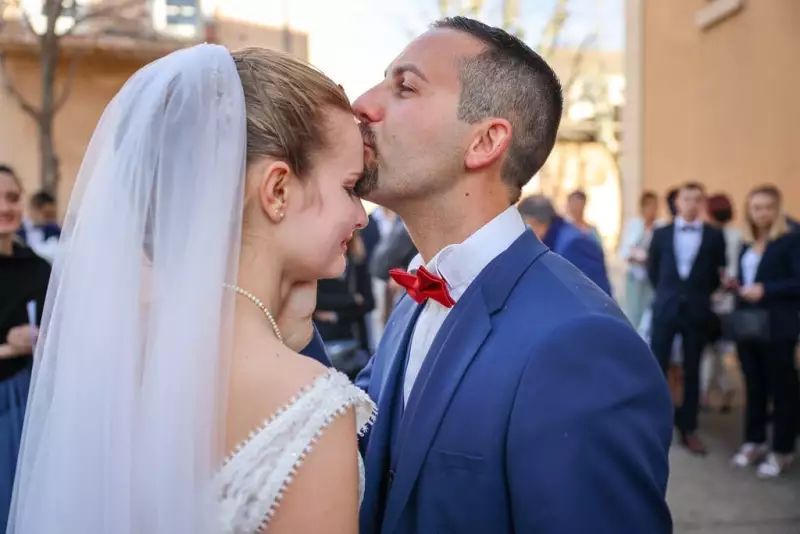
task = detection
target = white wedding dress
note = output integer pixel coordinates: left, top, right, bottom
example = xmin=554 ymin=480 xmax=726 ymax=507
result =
xmin=214 ymin=369 xmax=376 ymax=533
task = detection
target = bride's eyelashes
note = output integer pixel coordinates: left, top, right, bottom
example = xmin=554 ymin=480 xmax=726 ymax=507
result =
xmin=345 ymin=172 xmax=365 ymax=198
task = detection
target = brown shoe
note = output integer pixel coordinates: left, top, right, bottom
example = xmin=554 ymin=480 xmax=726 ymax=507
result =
xmin=681 ymin=434 xmax=708 ymax=456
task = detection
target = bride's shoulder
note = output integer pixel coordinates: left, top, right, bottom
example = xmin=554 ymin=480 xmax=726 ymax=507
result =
xmin=225 ymin=349 xmax=373 ymax=454
xmin=217 ymin=356 xmax=373 ymax=533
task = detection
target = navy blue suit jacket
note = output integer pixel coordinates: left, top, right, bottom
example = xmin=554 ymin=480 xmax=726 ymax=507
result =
xmin=300 ymin=325 xmax=331 ymax=366
xmin=647 ymin=223 xmax=726 ymax=324
xmin=356 ymin=230 xmax=672 ymax=534
xmin=545 ymin=218 xmax=612 ymax=296
xmin=736 ymin=231 xmax=800 ymax=342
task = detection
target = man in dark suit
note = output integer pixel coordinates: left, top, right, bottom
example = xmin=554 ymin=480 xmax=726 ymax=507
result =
xmin=648 ymin=182 xmax=727 ymax=454
xmin=518 ymin=194 xmax=612 ymax=296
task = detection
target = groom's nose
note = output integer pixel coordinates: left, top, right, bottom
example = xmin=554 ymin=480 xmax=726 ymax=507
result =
xmin=353 ymin=87 xmax=384 ymax=124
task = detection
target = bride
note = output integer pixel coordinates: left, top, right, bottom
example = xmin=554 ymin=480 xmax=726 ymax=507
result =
xmin=6 ymin=44 xmax=375 ymax=533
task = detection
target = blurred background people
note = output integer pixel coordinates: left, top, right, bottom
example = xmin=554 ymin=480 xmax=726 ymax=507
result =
xmin=519 ymin=194 xmax=612 ymax=296
xmin=565 ymin=189 xmax=603 ymax=246
xmin=700 ymin=193 xmax=740 ymax=412
xmin=314 ymin=231 xmax=374 ymax=378
xmin=619 ymin=190 xmax=661 ymax=328
xmin=0 ymin=167 xmax=51 ymax=529
xmin=727 ymin=185 xmax=799 ymax=478
xmin=648 ymin=182 xmax=727 ymax=455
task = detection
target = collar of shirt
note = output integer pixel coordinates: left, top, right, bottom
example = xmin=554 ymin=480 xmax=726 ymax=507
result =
xmin=675 ymin=217 xmax=703 ymax=231
xmin=406 ymin=206 xmax=526 ymax=303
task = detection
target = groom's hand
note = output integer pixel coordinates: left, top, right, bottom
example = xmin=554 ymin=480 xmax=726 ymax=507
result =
xmin=279 ymin=280 xmax=317 ymax=352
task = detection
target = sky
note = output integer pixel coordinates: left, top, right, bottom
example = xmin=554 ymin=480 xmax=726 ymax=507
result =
xmin=219 ymin=0 xmax=623 ymax=100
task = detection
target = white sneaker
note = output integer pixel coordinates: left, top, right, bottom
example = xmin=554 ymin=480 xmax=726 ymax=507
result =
xmin=731 ymin=443 xmax=768 ymax=468
xmin=756 ymin=453 xmax=794 ymax=479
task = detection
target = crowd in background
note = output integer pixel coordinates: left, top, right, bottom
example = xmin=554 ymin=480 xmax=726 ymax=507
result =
xmin=2 ymin=157 xmax=799 ymax=528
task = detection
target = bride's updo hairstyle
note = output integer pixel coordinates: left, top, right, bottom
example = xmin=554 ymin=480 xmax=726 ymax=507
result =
xmin=229 ymin=47 xmax=367 ymax=280
xmin=231 ymin=48 xmax=352 ymax=176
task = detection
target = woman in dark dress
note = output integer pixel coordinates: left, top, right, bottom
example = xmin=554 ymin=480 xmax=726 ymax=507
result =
xmin=727 ymin=185 xmax=800 ymax=478
xmin=0 ymin=168 xmax=51 ymax=529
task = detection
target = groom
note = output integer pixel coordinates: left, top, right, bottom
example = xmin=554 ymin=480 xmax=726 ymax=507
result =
xmin=300 ymin=17 xmax=672 ymax=534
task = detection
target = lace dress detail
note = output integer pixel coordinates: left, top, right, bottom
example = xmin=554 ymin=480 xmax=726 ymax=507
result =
xmin=214 ymin=369 xmax=375 ymax=534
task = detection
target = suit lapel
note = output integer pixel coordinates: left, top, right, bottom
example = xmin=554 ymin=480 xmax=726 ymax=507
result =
xmin=666 ymin=224 xmax=681 ymax=278
xmin=380 ymin=231 xmax=548 ymax=533
xmin=686 ymin=225 xmax=711 ymax=280
xmin=360 ymin=296 xmax=422 ymax=534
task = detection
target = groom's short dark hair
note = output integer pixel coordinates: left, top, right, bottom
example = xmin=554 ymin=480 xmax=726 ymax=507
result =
xmin=431 ymin=17 xmax=563 ymax=203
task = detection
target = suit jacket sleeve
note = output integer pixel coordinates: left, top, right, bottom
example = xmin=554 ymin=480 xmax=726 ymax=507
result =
xmin=299 ymin=326 xmax=331 ymax=367
xmin=506 ymin=315 xmax=673 ymax=534
xmin=647 ymin=230 xmax=662 ymax=289
xmin=354 ymin=355 xmax=374 ymax=393
xmin=763 ymin=233 xmax=800 ymax=300
xmin=712 ymin=229 xmax=727 ymax=288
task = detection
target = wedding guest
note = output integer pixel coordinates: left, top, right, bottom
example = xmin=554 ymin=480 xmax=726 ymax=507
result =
xmin=0 ymin=168 xmax=50 ymax=530
xmin=648 ymin=182 xmax=726 ymax=455
xmin=619 ymin=191 xmax=661 ymax=328
xmin=9 ymin=177 xmax=62 ymax=265
xmin=316 ymin=232 xmax=375 ymax=354
xmin=700 ymin=193 xmax=739 ymax=412
xmin=728 ymin=185 xmax=800 ymax=478
xmin=565 ymin=189 xmax=602 ymax=245
xmin=665 ymin=187 xmax=679 ymax=219
xmin=519 ymin=194 xmax=612 ymax=296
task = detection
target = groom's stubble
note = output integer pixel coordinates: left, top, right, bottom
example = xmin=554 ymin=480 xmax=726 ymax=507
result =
xmin=355 ymin=121 xmax=380 ymax=197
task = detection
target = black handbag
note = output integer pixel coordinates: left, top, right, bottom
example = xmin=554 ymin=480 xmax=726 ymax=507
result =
xmin=721 ymin=309 xmax=770 ymax=343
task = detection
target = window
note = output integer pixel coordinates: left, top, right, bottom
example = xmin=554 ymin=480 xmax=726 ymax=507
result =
xmin=40 ymin=0 xmax=78 ymax=19
xmin=165 ymin=0 xmax=199 ymax=26
xmin=694 ymin=0 xmax=744 ymax=30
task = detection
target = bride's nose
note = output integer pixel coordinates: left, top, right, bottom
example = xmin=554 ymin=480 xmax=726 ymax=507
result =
xmin=354 ymin=203 xmax=368 ymax=231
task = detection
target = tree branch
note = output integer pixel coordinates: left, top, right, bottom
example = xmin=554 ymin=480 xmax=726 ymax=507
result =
xmin=0 ymin=52 xmax=40 ymax=120
xmin=53 ymin=51 xmax=80 ymax=112
xmin=560 ymin=31 xmax=597 ymax=98
xmin=62 ymin=0 xmax=143 ymax=36
xmin=538 ymin=0 xmax=569 ymax=61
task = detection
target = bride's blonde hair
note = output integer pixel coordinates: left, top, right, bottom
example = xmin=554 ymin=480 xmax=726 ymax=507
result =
xmin=231 ymin=48 xmax=352 ymax=176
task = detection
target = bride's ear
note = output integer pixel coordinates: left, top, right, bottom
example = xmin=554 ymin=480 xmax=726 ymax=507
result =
xmin=257 ymin=160 xmax=292 ymax=223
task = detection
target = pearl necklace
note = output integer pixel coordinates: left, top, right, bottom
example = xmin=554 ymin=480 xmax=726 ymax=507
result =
xmin=224 ymin=284 xmax=284 ymax=344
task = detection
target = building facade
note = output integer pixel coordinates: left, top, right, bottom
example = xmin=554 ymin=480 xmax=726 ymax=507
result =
xmin=624 ymin=0 xmax=800 ymax=224
xmin=0 ymin=0 xmax=307 ymax=207
xmin=523 ymin=48 xmax=625 ymax=250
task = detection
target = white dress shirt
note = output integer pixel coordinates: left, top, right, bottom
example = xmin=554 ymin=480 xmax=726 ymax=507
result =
xmin=673 ymin=217 xmax=703 ymax=279
xmin=402 ymin=206 xmax=526 ymax=405
xmin=741 ymin=247 xmax=762 ymax=287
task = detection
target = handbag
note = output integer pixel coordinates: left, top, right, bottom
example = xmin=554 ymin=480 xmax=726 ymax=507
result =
xmin=721 ymin=309 xmax=770 ymax=343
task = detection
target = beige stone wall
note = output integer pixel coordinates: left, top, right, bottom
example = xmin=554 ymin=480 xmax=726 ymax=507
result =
xmin=640 ymin=0 xmax=800 ymax=220
xmin=0 ymin=54 xmax=140 ymax=204
xmin=0 ymin=18 xmax=307 ymax=215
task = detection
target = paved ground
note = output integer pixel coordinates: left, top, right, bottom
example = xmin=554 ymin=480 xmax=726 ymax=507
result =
xmin=667 ymin=367 xmax=800 ymax=534
xmin=607 ymin=259 xmax=799 ymax=533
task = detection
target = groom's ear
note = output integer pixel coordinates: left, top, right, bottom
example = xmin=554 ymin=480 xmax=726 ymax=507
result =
xmin=258 ymin=160 xmax=292 ymax=223
xmin=463 ymin=119 xmax=512 ymax=172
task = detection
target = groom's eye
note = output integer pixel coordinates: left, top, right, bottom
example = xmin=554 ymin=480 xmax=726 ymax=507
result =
xmin=395 ymin=80 xmax=414 ymax=95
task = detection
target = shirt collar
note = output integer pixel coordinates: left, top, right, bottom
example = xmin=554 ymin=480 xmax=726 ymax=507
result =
xmin=675 ymin=216 xmax=703 ymax=230
xmin=407 ymin=206 xmax=527 ymax=303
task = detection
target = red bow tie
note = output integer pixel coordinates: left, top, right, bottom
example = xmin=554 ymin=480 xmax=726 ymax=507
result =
xmin=389 ymin=266 xmax=455 ymax=308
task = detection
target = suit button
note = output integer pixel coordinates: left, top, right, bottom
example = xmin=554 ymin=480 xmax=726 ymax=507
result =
xmin=387 ymin=470 xmax=395 ymax=486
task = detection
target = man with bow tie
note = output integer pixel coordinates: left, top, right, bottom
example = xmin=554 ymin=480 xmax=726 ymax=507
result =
xmin=648 ymin=181 xmax=727 ymax=455
xmin=343 ymin=17 xmax=673 ymax=534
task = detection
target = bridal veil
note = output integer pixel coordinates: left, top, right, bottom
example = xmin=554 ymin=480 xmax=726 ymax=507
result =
xmin=7 ymin=44 xmax=246 ymax=533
